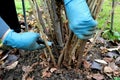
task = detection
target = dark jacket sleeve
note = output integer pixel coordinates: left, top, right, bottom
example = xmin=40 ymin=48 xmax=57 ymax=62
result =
xmin=0 ymin=17 xmax=9 ymax=38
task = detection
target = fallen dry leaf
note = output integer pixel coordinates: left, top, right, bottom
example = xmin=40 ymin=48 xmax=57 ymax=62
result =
xmin=103 ymin=57 xmax=113 ymax=63
xmin=95 ymin=59 xmax=107 ymax=65
xmin=92 ymin=73 xmax=104 ymax=80
xmin=115 ymin=56 xmax=120 ymax=66
xmin=105 ymin=51 xmax=119 ymax=59
xmin=40 ymin=61 xmax=49 ymax=67
xmin=83 ymin=60 xmax=91 ymax=69
xmin=50 ymin=67 xmax=57 ymax=73
xmin=42 ymin=71 xmax=51 ymax=78
xmin=104 ymin=66 xmax=113 ymax=73
xmin=22 ymin=66 xmax=33 ymax=73
xmin=26 ymin=76 xmax=34 ymax=80
xmin=100 ymin=47 xmax=108 ymax=53
xmin=42 ymin=67 xmax=51 ymax=78
xmin=91 ymin=61 xmax=102 ymax=71
xmin=107 ymin=47 xmax=119 ymax=51
xmin=5 ymin=61 xmax=18 ymax=70
xmin=113 ymin=70 xmax=120 ymax=76
xmin=86 ymin=74 xmax=92 ymax=80
xmin=39 ymin=53 xmax=46 ymax=60
xmin=109 ymin=62 xmax=119 ymax=71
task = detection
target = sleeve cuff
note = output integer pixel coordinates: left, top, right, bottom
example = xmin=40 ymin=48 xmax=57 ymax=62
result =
xmin=0 ymin=17 xmax=10 ymax=38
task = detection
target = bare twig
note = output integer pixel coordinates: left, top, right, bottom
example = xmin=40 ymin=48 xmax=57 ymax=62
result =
xmin=34 ymin=0 xmax=47 ymax=34
xmin=28 ymin=0 xmax=56 ymax=66
xmin=68 ymin=39 xmax=79 ymax=65
xmin=57 ymin=31 xmax=73 ymax=67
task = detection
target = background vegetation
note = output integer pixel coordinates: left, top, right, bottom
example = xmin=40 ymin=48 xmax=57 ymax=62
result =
xmin=15 ymin=0 xmax=120 ymax=32
xmin=97 ymin=0 xmax=120 ymax=31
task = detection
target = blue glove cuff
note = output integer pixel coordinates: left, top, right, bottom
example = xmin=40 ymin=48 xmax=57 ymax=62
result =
xmin=2 ymin=30 xmax=25 ymax=48
xmin=0 ymin=17 xmax=10 ymax=38
xmin=2 ymin=30 xmax=44 ymax=50
xmin=64 ymin=0 xmax=97 ymax=39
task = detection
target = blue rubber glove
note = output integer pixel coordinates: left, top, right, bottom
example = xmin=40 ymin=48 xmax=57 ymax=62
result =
xmin=64 ymin=0 xmax=97 ymax=39
xmin=2 ymin=30 xmax=45 ymax=51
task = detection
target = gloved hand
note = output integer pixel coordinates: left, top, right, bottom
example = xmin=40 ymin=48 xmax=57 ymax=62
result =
xmin=64 ymin=0 xmax=97 ymax=39
xmin=2 ymin=30 xmax=45 ymax=51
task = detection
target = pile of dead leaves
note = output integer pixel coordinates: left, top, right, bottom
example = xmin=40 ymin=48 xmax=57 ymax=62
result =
xmin=0 ymin=12 xmax=120 ymax=79
xmin=1 ymin=37 xmax=120 ymax=80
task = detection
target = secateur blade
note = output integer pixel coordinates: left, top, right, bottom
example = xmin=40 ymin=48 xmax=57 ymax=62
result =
xmin=37 ymin=38 xmax=53 ymax=46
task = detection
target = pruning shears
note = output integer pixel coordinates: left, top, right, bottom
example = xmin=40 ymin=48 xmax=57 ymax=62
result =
xmin=36 ymin=38 xmax=45 ymax=44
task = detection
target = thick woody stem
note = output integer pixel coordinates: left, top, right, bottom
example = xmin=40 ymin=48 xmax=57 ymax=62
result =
xmin=76 ymin=40 xmax=87 ymax=68
xmin=68 ymin=39 xmax=79 ymax=65
xmin=57 ymin=31 xmax=73 ymax=67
